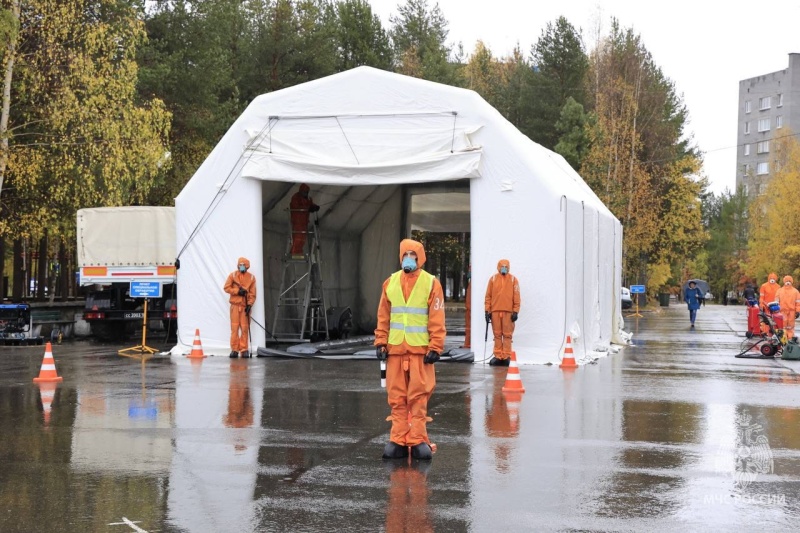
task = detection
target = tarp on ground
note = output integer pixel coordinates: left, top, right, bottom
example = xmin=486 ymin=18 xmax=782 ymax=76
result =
xmin=173 ymin=66 xmax=626 ymax=364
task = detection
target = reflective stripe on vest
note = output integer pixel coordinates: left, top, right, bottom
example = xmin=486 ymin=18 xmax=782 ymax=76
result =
xmin=387 ymin=270 xmax=434 ymax=346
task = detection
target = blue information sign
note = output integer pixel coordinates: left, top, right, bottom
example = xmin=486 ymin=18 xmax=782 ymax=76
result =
xmin=130 ymin=281 xmax=163 ymax=298
xmin=630 ymin=285 xmax=646 ymax=294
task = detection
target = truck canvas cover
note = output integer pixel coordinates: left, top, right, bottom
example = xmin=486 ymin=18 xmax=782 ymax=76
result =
xmin=77 ymin=206 xmax=176 ymax=285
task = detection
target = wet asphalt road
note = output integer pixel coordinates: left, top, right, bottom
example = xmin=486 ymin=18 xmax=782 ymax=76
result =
xmin=2 ymin=303 xmax=800 ymax=532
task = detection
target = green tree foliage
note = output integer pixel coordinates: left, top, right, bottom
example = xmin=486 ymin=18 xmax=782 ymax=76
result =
xmin=703 ymin=186 xmax=749 ymax=300
xmin=334 ymin=0 xmax=392 ymax=71
xmin=554 ymin=96 xmax=590 ymax=170
xmin=1 ymin=0 xmax=170 ymax=242
xmin=523 ymin=16 xmax=588 ymax=149
xmin=463 ymin=40 xmax=503 ymax=108
xmin=390 ymin=0 xmax=453 ymax=83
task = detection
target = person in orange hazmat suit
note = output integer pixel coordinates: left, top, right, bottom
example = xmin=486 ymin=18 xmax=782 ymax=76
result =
xmin=775 ymin=275 xmax=800 ymax=339
xmin=484 ymin=259 xmax=521 ymax=366
xmin=223 ymin=257 xmax=257 ymax=358
xmin=759 ymin=272 xmax=780 ymax=312
xmin=289 ymin=183 xmax=320 ymax=257
xmin=375 ymin=239 xmax=446 ymax=461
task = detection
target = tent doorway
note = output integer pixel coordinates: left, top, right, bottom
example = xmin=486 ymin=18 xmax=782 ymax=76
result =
xmin=259 ymin=180 xmax=470 ymax=342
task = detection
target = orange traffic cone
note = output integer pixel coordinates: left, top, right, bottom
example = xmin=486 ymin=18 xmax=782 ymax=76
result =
xmin=33 ymin=342 xmax=63 ymax=383
xmin=188 ymin=329 xmax=207 ymax=359
xmin=502 ymin=351 xmax=526 ymax=393
xmin=559 ymin=335 xmax=578 ymax=369
xmin=38 ymin=382 xmax=57 ymax=426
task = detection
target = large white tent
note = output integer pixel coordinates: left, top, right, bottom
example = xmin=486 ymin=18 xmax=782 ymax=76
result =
xmin=173 ymin=66 xmax=627 ymax=364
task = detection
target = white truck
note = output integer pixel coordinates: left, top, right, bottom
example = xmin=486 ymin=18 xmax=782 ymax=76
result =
xmin=77 ymin=206 xmax=177 ymax=340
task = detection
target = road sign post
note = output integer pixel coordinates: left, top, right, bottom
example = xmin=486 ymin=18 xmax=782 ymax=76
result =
xmin=119 ymin=282 xmax=163 ymax=357
xmin=628 ymin=285 xmax=646 ymax=318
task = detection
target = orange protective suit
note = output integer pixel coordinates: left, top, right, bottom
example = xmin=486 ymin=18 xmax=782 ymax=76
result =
xmin=385 ymin=463 xmax=432 ymax=533
xmin=375 ymin=239 xmax=446 ymax=447
xmin=289 ymin=183 xmax=319 ymax=255
xmin=223 ymin=257 xmax=257 ymax=354
xmin=462 ymin=278 xmax=471 ymax=349
xmin=484 ymin=259 xmax=521 ymax=360
xmin=759 ymin=272 xmax=780 ymax=311
xmin=776 ymin=276 xmax=800 ymax=338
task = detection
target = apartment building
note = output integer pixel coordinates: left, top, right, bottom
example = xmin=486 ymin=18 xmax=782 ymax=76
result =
xmin=736 ymin=53 xmax=800 ymax=196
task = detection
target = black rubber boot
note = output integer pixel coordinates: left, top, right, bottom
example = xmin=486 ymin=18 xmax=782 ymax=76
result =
xmin=498 ymin=358 xmax=510 ymax=367
xmin=382 ymin=442 xmax=409 ymax=459
xmin=240 ymin=350 xmax=250 ymax=358
xmin=410 ymin=442 xmax=432 ymax=460
xmin=229 ymin=351 xmax=238 ymax=358
xmin=489 ymin=357 xmax=509 ymax=366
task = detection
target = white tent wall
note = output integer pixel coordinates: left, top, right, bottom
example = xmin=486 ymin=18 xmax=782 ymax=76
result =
xmin=174 ymin=67 xmax=625 ymax=362
xmin=359 ymin=187 xmax=404 ymax=331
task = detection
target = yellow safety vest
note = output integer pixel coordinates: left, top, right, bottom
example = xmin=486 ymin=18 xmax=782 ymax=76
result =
xmin=387 ymin=270 xmax=434 ymax=346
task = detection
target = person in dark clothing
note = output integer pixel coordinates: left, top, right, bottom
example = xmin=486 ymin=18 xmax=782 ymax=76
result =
xmin=684 ymin=281 xmax=703 ymax=327
xmin=743 ymin=283 xmax=757 ymax=305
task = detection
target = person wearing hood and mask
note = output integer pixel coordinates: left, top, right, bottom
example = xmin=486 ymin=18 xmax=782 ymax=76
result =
xmin=223 ymin=257 xmax=257 ymax=358
xmin=775 ymin=276 xmax=800 ymax=339
xmin=375 ymin=239 xmax=446 ymax=461
xmin=759 ymin=272 xmax=780 ymax=312
xmin=289 ymin=183 xmax=320 ymax=258
xmin=484 ymin=259 xmax=521 ymax=366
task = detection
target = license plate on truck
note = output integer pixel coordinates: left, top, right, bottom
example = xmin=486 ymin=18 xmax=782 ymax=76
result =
xmin=124 ymin=312 xmax=144 ymax=319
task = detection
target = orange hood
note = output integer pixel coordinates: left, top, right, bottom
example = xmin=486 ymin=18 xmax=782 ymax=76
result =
xmin=769 ymin=272 xmax=778 ymax=282
xmin=784 ymin=275 xmax=794 ymax=285
xmin=497 ymin=259 xmax=510 ymax=273
xmin=398 ymin=239 xmax=426 ymax=268
xmin=238 ymin=257 xmax=250 ymax=270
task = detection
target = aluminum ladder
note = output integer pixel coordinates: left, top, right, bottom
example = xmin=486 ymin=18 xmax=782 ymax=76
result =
xmin=271 ymin=214 xmax=329 ymax=342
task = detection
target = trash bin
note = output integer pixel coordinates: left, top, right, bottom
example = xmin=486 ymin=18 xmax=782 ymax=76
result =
xmin=658 ymin=293 xmax=670 ymax=307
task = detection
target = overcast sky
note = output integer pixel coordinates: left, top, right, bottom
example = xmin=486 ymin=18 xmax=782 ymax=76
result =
xmin=368 ymin=0 xmax=800 ymax=195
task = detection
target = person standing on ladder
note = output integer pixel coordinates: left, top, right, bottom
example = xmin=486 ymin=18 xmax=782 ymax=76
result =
xmin=375 ymin=239 xmax=446 ymax=461
xmin=290 ymin=183 xmax=320 ymax=259
xmin=223 ymin=257 xmax=257 ymax=358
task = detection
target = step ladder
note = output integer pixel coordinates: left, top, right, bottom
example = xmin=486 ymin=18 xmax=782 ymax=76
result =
xmin=272 ymin=214 xmax=330 ymax=342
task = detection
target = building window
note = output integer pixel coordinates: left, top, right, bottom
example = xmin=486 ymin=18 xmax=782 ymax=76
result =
xmin=743 ymin=163 xmax=750 ymax=175
xmin=778 ymin=93 xmax=783 ymax=107
xmin=745 ymin=100 xmax=752 ymax=113
xmin=759 ymin=96 xmax=771 ymax=110
xmin=758 ymin=118 xmax=771 ymax=132
xmin=744 ymin=183 xmax=749 ymax=196
xmin=744 ymin=144 xmax=751 ymax=156
xmin=757 ymin=162 xmax=769 ymax=175
xmin=757 ymin=141 xmax=769 ymax=154
xmin=759 ymin=183 xmax=767 ymax=195
xmin=744 ymin=121 xmax=750 ymax=134
xmin=777 ymin=115 xmax=783 ymax=128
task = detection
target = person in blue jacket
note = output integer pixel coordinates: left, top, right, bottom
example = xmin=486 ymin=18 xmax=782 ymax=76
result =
xmin=684 ymin=281 xmax=703 ymax=327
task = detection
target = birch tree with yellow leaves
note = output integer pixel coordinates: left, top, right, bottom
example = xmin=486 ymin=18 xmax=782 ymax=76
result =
xmin=0 ymin=0 xmax=170 ymax=240
xmin=748 ymin=131 xmax=800 ymax=281
xmin=581 ymin=20 xmax=705 ymax=291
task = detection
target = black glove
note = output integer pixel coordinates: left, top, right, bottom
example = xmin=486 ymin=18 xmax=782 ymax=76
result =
xmin=237 ymin=287 xmax=247 ymax=296
xmin=511 ymin=312 xmax=518 ymax=322
xmin=309 ymin=204 xmax=320 ymax=213
xmin=245 ymin=305 xmax=251 ymax=315
xmin=423 ymin=351 xmax=440 ymax=364
xmin=485 ymin=312 xmax=492 ymax=323
xmin=376 ymin=345 xmax=388 ymax=361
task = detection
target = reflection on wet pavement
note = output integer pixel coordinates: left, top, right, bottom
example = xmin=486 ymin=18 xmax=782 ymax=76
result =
xmin=1 ymin=305 xmax=800 ymax=531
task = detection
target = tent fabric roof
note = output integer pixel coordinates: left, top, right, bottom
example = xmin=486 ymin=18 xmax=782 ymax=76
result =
xmin=174 ymin=67 xmax=625 ymax=364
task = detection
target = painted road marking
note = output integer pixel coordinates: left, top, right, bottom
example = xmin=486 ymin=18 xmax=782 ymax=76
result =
xmin=108 ymin=517 xmax=148 ymax=532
